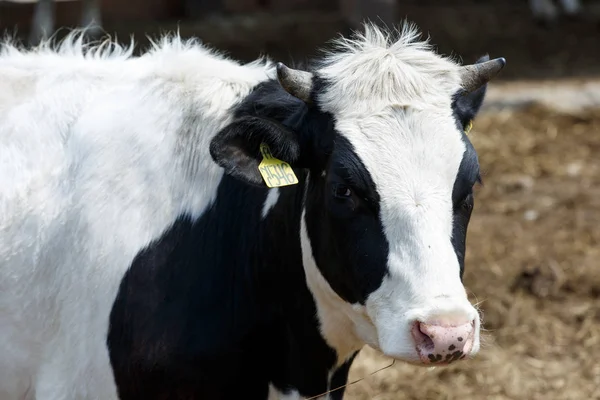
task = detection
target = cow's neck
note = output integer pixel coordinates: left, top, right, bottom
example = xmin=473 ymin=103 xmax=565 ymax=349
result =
xmin=297 ymin=181 xmax=367 ymax=367
xmin=248 ymin=173 xmax=348 ymax=395
xmin=257 ymin=174 xmax=365 ymax=379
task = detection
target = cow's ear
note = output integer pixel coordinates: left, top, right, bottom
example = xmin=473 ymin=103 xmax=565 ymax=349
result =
xmin=209 ymin=116 xmax=301 ymax=187
xmin=452 ymin=55 xmax=491 ymax=130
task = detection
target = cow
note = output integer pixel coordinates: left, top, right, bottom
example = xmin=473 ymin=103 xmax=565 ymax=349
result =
xmin=0 ymin=22 xmax=505 ymax=400
xmin=28 ymin=0 xmax=102 ymax=45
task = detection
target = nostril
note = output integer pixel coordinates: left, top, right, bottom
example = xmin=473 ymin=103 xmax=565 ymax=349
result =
xmin=411 ymin=321 xmax=434 ymax=351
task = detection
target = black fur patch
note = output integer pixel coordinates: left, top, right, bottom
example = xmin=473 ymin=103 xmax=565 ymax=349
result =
xmin=108 ymin=174 xmax=343 ymax=399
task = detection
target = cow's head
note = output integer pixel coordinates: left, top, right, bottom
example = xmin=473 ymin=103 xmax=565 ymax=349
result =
xmin=210 ymin=24 xmax=505 ymax=366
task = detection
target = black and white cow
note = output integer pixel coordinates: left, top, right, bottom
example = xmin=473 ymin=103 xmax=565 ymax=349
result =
xmin=0 ymin=23 xmax=505 ymax=400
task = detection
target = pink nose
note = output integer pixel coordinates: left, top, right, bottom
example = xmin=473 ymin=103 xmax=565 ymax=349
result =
xmin=411 ymin=321 xmax=475 ymax=365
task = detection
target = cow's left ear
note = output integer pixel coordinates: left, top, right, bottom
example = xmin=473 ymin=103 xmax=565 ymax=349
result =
xmin=209 ymin=115 xmax=301 ymax=187
xmin=452 ymin=55 xmax=496 ymax=131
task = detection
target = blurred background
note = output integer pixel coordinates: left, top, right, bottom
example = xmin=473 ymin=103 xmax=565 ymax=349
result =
xmin=1 ymin=1 xmax=599 ymax=399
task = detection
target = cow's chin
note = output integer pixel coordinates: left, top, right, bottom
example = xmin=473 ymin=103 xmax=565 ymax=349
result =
xmin=371 ymin=336 xmax=433 ymax=367
xmin=362 ymin=323 xmax=424 ymax=365
xmin=344 ymin=304 xmax=417 ymax=363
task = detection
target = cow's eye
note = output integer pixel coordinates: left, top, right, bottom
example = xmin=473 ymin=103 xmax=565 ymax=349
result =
xmin=333 ymin=184 xmax=352 ymax=199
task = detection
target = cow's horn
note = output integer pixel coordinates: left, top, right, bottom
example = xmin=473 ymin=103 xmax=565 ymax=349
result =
xmin=459 ymin=57 xmax=506 ymax=93
xmin=276 ymin=62 xmax=313 ymax=103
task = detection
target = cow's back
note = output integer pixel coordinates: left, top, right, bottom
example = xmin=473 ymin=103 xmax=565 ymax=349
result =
xmin=0 ymin=34 xmax=272 ymax=400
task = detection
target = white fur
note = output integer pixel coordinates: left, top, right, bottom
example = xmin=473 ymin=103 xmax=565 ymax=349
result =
xmin=261 ymin=188 xmax=281 ymax=219
xmin=0 ymin=33 xmax=274 ymax=400
xmin=301 ymin=23 xmax=481 ymax=364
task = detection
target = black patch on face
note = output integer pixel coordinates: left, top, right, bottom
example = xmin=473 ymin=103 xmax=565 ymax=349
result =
xmin=304 ymin=134 xmax=390 ymax=305
xmin=450 ymin=70 xmax=487 ymax=278
xmin=450 ymin=132 xmax=479 ymax=279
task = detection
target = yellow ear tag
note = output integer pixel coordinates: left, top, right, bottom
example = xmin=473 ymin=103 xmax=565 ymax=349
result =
xmin=465 ymin=120 xmax=473 ymax=135
xmin=258 ymin=143 xmax=299 ymax=188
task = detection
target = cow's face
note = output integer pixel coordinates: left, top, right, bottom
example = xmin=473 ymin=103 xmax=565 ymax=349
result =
xmin=302 ymin=98 xmax=483 ymax=365
xmin=211 ymin=24 xmax=505 ymax=366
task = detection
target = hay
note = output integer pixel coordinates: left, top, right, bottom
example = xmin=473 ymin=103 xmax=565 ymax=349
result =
xmin=345 ymin=104 xmax=600 ymax=400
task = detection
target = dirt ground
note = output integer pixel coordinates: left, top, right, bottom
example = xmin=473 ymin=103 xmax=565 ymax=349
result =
xmin=342 ymin=92 xmax=600 ymax=400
